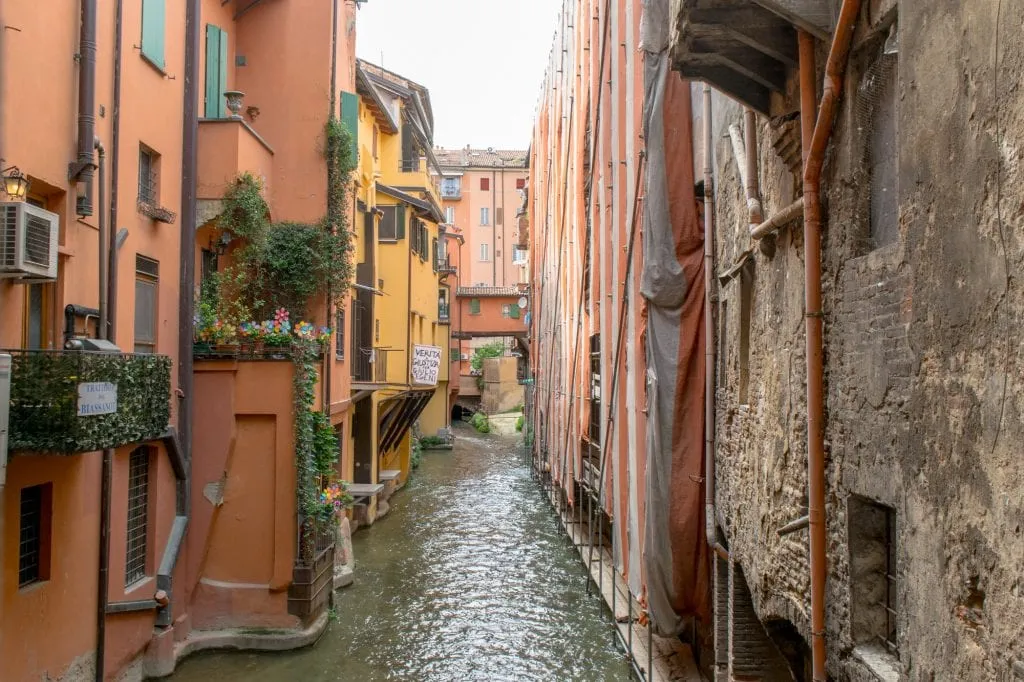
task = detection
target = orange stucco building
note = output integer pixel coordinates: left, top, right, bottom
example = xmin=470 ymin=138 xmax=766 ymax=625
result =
xmin=0 ymin=0 xmax=362 ymax=679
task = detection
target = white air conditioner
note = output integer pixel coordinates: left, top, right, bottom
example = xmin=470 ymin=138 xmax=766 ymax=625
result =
xmin=0 ymin=202 xmax=59 ymax=280
xmin=460 ymin=353 xmax=469 ymax=360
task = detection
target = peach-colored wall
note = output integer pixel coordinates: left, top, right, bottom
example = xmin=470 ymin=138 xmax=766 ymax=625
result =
xmin=459 ymin=296 xmax=527 ymax=337
xmin=196 ymin=121 xmax=274 ymax=200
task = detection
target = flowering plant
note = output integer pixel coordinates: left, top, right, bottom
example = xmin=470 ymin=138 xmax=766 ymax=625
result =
xmin=294 ymin=321 xmax=317 ymax=340
xmin=263 ymin=308 xmax=293 ymax=346
xmin=317 ymin=327 xmax=332 ymax=345
xmin=237 ymin=320 xmax=266 ymax=341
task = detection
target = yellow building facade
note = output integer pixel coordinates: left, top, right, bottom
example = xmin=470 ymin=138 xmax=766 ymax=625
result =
xmin=346 ymin=61 xmax=450 ymax=521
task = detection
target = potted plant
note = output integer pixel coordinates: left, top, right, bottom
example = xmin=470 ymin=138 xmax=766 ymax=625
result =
xmin=210 ymin=321 xmax=238 ymax=354
xmin=264 ymin=308 xmax=293 ymax=358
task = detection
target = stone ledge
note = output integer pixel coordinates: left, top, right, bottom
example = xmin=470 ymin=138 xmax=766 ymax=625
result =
xmin=145 ymin=612 xmax=329 ymax=678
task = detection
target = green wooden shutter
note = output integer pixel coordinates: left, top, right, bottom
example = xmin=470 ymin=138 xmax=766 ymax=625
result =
xmin=470 ymin=299 xmax=480 ymax=315
xmin=396 ymin=206 xmax=406 ymax=240
xmin=141 ymin=0 xmax=166 ymax=69
xmin=204 ymin=25 xmax=226 ymax=118
xmin=510 ymin=303 xmax=521 ymax=319
xmin=340 ymin=91 xmax=359 ymax=163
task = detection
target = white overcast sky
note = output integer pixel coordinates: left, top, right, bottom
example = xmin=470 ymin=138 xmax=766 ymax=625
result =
xmin=356 ymin=0 xmax=560 ymax=151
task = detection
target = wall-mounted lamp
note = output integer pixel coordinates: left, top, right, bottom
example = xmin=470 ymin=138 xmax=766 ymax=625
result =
xmin=210 ymin=231 xmax=232 ymax=256
xmin=2 ymin=166 xmax=30 ymax=199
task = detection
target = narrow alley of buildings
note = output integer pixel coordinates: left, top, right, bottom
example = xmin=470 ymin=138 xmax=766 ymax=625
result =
xmin=1 ymin=0 xmax=1023 ymax=681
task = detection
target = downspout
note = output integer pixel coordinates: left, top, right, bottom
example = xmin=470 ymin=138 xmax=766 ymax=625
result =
xmin=800 ymin=2 xmax=860 ymax=679
xmin=324 ymin=0 xmax=339 ymax=411
xmin=702 ymin=85 xmax=727 ymax=561
xmin=96 ymin=140 xmax=107 ymax=337
xmin=406 ymin=212 xmax=413 ymax=385
xmin=500 ymin=165 xmax=506 ymax=285
xmin=491 ymin=169 xmax=497 ymax=284
xmin=108 ymin=0 xmax=125 ymax=341
xmin=72 ymin=0 xmax=98 ymax=215
xmin=744 ymin=108 xmax=762 ymax=227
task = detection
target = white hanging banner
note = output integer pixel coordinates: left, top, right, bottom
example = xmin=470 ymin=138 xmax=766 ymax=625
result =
xmin=411 ymin=345 xmax=442 ymax=386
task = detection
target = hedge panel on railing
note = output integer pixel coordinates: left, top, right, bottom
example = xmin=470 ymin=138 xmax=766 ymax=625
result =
xmin=6 ymin=350 xmax=172 ymax=453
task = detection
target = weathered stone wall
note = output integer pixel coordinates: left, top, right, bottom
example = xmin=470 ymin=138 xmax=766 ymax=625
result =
xmin=710 ymin=1 xmax=1024 ymax=679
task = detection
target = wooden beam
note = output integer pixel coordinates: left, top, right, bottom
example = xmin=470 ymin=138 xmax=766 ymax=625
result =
xmin=686 ymin=7 xmax=799 ymax=66
xmin=750 ymin=0 xmax=833 ymax=39
xmin=688 ymin=41 xmax=787 ymax=91
xmin=678 ymin=63 xmax=772 ymax=114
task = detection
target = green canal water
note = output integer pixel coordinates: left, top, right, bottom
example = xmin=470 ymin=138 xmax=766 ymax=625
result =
xmin=170 ymin=425 xmax=632 ymax=681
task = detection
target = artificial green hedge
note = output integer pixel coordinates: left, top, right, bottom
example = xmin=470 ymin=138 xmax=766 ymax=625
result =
xmin=7 ymin=350 xmax=171 ymax=453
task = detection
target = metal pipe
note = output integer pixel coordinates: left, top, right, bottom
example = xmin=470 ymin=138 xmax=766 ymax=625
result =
xmin=108 ymin=0 xmax=124 ymax=339
xmin=750 ymin=198 xmax=804 ymax=240
xmin=702 ymin=85 xmax=718 ymax=553
xmin=95 ymin=448 xmax=113 ymax=682
xmin=744 ymin=108 xmax=762 ymax=226
xmin=800 ymin=2 xmax=860 ymax=678
xmin=73 ymin=0 xmax=98 ymax=214
xmin=96 ymin=140 xmax=107 ymax=339
xmin=777 ymin=514 xmax=810 ymax=536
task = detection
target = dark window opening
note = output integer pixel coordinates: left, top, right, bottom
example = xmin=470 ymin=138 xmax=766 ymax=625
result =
xmin=589 ymin=333 xmax=601 ymax=445
xmin=134 ymin=256 xmax=159 ymax=354
xmin=849 ymin=495 xmax=899 ymax=657
xmin=19 ymin=483 xmax=52 ymax=587
xmin=138 ymin=145 xmax=160 ymax=206
xmin=126 ymin=448 xmax=151 ymax=587
xmin=335 ymin=308 xmax=345 ymax=360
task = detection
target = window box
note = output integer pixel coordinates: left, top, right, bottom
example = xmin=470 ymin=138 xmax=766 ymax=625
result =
xmin=4 ymin=350 xmax=172 ymax=454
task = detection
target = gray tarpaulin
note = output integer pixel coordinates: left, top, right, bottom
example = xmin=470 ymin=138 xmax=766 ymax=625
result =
xmin=640 ymin=0 xmax=711 ymax=636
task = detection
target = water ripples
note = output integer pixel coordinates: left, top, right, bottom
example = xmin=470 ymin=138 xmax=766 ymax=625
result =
xmin=171 ymin=426 xmax=631 ymax=682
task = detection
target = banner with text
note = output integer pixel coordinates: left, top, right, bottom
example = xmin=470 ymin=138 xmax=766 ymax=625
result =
xmin=411 ymin=344 xmax=442 ymax=386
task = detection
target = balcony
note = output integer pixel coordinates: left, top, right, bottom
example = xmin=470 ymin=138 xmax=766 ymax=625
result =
xmin=437 ymin=255 xmax=457 ymax=275
xmin=4 ymin=349 xmax=172 ymax=453
xmin=351 ymin=347 xmax=390 ymax=384
xmin=197 ymin=118 xmax=274 ymax=201
xmin=440 ymin=179 xmax=462 ymax=200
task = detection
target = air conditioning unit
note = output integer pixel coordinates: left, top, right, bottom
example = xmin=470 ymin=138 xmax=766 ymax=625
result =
xmin=460 ymin=353 xmax=469 ymax=360
xmin=0 ymin=202 xmax=59 ymax=280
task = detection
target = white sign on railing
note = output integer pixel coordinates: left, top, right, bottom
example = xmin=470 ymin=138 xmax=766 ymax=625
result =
xmin=77 ymin=382 xmax=118 ymax=416
xmin=411 ymin=345 xmax=442 ymax=386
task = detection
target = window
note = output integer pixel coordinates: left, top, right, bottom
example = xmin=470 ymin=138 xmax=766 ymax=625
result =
xmin=512 ymin=246 xmax=528 ymax=264
xmin=445 ymin=206 xmax=455 ymax=224
xmin=496 ymin=207 xmax=503 ymax=226
xmin=469 ymin=298 xmax=481 ymax=315
xmin=441 ymin=176 xmax=461 ymax=199
xmin=134 ymin=256 xmax=159 ymax=353
xmin=138 ymin=145 xmax=159 ymax=206
xmin=378 ymin=205 xmax=405 ymax=241
xmin=738 ymin=262 xmax=753 ymax=405
xmin=372 ymin=125 xmax=379 ymax=160
xmin=480 ymin=243 xmax=489 ymax=261
xmin=420 ymin=224 xmax=429 ymax=262
xmin=868 ymin=48 xmax=899 ymax=249
xmin=502 ymin=304 xmax=511 ymax=318
xmin=510 ymin=303 xmax=521 ymax=319
xmin=335 ymin=308 xmax=345 ymax=360
xmin=410 ymin=218 xmax=420 ymax=254
xmin=25 ymin=284 xmax=47 ymax=349
xmin=480 ymin=207 xmax=489 ymax=225
xmin=141 ymin=0 xmax=166 ymax=69
xmin=450 ymin=348 xmax=461 ymax=362
xmin=204 ymin=25 xmax=229 ymax=118
xmin=849 ymin=495 xmax=898 ymax=658
xmin=125 ymin=448 xmax=151 ymax=587
xmin=19 ymin=484 xmax=52 ymax=588
xmin=201 ymin=248 xmax=218 ymax=285
xmin=480 ymin=177 xmax=490 ymax=191
xmin=516 ymin=178 xmax=526 ymax=190
xmin=589 ymin=334 xmax=601 ymax=444
xmin=431 ymin=237 xmax=438 ymax=271
xmin=340 ymin=91 xmax=359 ymax=162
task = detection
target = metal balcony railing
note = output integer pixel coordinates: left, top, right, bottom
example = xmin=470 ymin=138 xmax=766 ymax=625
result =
xmin=439 ymin=302 xmax=451 ymax=323
xmin=437 ymin=255 xmax=457 ymax=274
xmin=351 ymin=347 xmax=390 ymax=383
xmin=3 ymin=349 xmax=172 ymax=453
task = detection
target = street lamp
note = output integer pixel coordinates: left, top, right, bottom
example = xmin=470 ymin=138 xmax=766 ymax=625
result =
xmin=2 ymin=166 xmax=30 ymax=200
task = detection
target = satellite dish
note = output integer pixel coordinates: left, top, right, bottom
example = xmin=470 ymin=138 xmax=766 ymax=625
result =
xmin=518 ymin=296 xmax=528 ymax=309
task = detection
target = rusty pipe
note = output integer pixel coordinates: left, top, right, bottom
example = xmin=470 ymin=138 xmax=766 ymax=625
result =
xmin=800 ymin=1 xmax=861 ymax=679
xmin=702 ymin=85 xmax=719 ymax=554
xmin=750 ymin=198 xmax=804 ymax=240
xmin=744 ymin=108 xmax=762 ymax=226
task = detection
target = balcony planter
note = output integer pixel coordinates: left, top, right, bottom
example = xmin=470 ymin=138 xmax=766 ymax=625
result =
xmin=5 ymin=350 xmax=171 ymax=454
xmin=223 ymin=90 xmax=246 ymax=119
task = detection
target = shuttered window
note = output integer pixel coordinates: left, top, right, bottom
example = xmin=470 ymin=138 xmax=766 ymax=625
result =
xmin=510 ymin=303 xmax=521 ymax=319
xmin=480 ymin=177 xmax=490 ymax=191
xmin=379 ymin=206 xmax=405 ymax=241
xmin=340 ymin=91 xmax=359 ymax=163
xmin=141 ymin=0 xmax=166 ymax=69
xmin=204 ymin=25 xmax=228 ymax=118
xmin=470 ymin=298 xmax=481 ymax=315
xmin=335 ymin=308 xmax=345 ymax=360
xmin=134 ymin=256 xmax=159 ymax=353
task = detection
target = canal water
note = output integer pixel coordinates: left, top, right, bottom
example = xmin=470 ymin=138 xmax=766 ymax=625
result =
xmin=171 ymin=426 xmax=632 ymax=681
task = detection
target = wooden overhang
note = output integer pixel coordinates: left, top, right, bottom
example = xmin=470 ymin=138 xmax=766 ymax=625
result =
xmin=356 ymin=65 xmax=400 ymax=135
xmin=670 ymin=1 xmax=839 ymax=114
xmin=377 ymin=388 xmax=435 ymax=454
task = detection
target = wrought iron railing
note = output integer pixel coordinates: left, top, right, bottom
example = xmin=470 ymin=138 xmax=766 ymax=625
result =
xmin=437 ymin=254 xmax=457 ymax=274
xmin=439 ymin=302 xmax=450 ymax=323
xmin=3 ymin=349 xmax=171 ymax=453
xmin=351 ymin=347 xmax=390 ymax=383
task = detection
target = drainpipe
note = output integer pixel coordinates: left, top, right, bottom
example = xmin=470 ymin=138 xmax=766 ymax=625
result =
xmin=96 ymin=139 xmax=107 ymax=338
xmin=95 ymin=447 xmax=113 ymax=682
xmin=72 ymin=0 xmax=97 ymax=215
xmin=324 ymin=0 xmax=339 ymax=412
xmin=744 ymin=108 xmax=762 ymax=227
xmin=800 ymin=1 xmax=861 ymax=679
xmin=491 ymin=169 xmax=497 ymax=285
xmin=750 ymin=198 xmax=804 ymax=240
xmin=702 ymin=85 xmax=727 ymax=561
xmin=107 ymin=0 xmax=125 ymax=337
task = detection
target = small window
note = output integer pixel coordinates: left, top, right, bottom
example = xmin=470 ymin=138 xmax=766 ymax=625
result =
xmin=445 ymin=206 xmax=455 ymax=224
xmin=480 ymin=207 xmax=489 ymax=225
xmin=372 ymin=125 xmax=379 ymax=160
xmin=138 ymin=145 xmax=160 ymax=206
xmin=480 ymin=177 xmax=490 ymax=191
xmin=134 ymin=255 xmax=159 ymax=353
xmin=510 ymin=303 xmax=521 ymax=319
xmin=141 ymin=0 xmax=166 ymax=70
xmin=125 ymin=448 xmax=151 ymax=587
xmin=378 ymin=206 xmax=404 ymax=241
xmin=470 ymin=298 xmax=481 ymax=315
xmin=516 ymin=178 xmax=526 ymax=190
xmin=850 ymin=495 xmax=898 ymax=658
xmin=502 ymin=304 xmax=511 ymax=318
xmin=450 ymin=348 xmax=461 ymax=362
xmin=19 ymin=483 xmax=52 ymax=588
xmin=335 ymin=308 xmax=345 ymax=360
xmin=441 ymin=177 xmax=461 ymax=199
xmin=431 ymin=238 xmax=438 ymax=272
xmin=496 ymin=207 xmax=503 ymax=226
xmin=480 ymin=243 xmax=489 ymax=261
